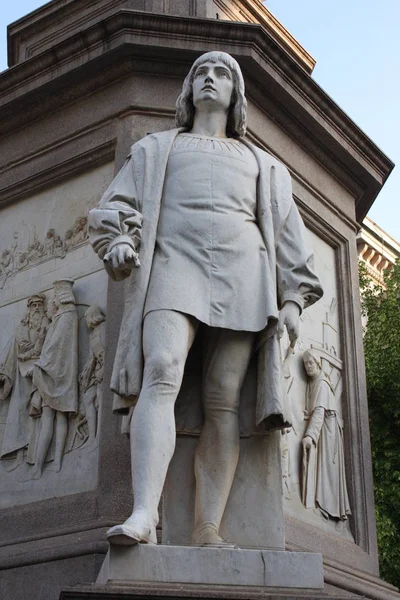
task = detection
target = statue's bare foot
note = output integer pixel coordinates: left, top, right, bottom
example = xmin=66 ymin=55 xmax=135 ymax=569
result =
xmin=107 ymin=510 xmax=157 ymax=546
xmin=192 ymin=525 xmax=236 ymax=548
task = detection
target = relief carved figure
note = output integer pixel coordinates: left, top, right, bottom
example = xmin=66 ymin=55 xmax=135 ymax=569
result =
xmin=89 ymin=51 xmax=323 ymax=546
xmin=0 ymin=294 xmax=49 ymax=459
xmin=0 ymin=249 xmax=14 ymax=287
xmin=0 ymin=217 xmax=89 ymax=290
xmin=302 ymin=349 xmax=351 ymax=521
xmin=79 ymin=305 xmax=105 ymax=448
xmin=72 ymin=217 xmax=88 ymax=245
xmin=30 ymin=279 xmax=78 ymax=478
xmin=43 ymin=229 xmax=66 ymax=259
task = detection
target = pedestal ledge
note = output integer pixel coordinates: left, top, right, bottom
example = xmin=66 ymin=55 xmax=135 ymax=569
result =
xmin=96 ymin=544 xmax=324 ymax=589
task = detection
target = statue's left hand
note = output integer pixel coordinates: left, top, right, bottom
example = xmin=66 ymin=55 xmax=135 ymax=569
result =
xmin=278 ymin=301 xmax=300 ymax=348
xmin=302 ymin=435 xmax=314 ymax=451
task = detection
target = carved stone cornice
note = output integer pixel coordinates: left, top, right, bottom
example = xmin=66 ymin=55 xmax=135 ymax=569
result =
xmin=0 ymin=10 xmax=393 ymax=224
xmin=7 ymin=0 xmax=315 ymax=73
xmin=358 ymin=216 xmax=400 ymax=287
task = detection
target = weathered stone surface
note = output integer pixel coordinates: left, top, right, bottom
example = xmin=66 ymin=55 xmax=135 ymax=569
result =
xmin=96 ymin=544 xmax=324 ymax=589
xmin=61 ymin=582 xmax=355 ymax=600
xmin=0 ymin=554 xmax=104 ymax=600
xmin=0 ymin=163 xmax=111 ymax=508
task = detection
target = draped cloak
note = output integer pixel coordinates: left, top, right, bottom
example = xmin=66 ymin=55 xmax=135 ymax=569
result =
xmin=0 ymin=318 xmax=47 ymax=457
xmin=88 ymin=128 xmax=323 ymax=430
xmin=32 ymin=304 xmax=78 ymax=414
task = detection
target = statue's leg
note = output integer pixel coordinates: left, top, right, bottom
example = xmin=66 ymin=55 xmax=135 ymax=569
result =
xmin=107 ymin=309 xmax=198 ymax=546
xmin=31 ymin=406 xmax=56 ymax=479
xmin=192 ymin=328 xmax=255 ymax=546
xmin=54 ymin=411 xmax=68 ymax=472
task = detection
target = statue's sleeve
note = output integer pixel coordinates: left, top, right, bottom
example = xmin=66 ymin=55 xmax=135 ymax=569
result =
xmin=88 ymin=152 xmax=143 ymax=263
xmin=305 ymin=406 xmax=325 ymax=445
xmin=274 ymin=165 xmax=323 ymax=312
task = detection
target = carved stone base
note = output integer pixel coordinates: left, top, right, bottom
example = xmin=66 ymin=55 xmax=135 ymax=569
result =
xmin=60 ymin=581 xmax=352 ymax=600
xmin=94 ymin=544 xmax=324 ymax=589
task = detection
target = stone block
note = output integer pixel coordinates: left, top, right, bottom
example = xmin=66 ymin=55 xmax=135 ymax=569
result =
xmin=96 ymin=544 xmax=324 ymax=589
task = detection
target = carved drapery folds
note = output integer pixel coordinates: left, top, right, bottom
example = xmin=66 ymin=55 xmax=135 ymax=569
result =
xmin=278 ymin=293 xmax=352 ymax=536
xmin=78 ymin=306 xmax=105 ymax=449
xmin=301 ymin=347 xmax=351 ymax=523
xmin=0 ymin=283 xmax=105 ymax=479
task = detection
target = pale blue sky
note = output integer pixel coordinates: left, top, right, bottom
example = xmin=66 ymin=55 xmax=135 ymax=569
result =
xmin=1 ymin=1 xmax=399 ymax=241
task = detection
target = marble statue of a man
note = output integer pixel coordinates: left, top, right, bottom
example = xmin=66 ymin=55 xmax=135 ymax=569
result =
xmin=89 ymin=51 xmax=323 ymax=547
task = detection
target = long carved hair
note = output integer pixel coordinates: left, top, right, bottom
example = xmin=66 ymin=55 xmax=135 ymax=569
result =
xmin=175 ymin=51 xmax=247 ymax=138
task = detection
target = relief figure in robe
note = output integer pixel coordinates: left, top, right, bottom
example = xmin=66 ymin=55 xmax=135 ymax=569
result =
xmin=0 ymin=294 xmax=49 ymax=460
xmin=79 ymin=305 xmax=105 ymax=448
xmin=302 ymin=349 xmax=351 ymax=521
xmin=89 ymin=51 xmax=323 ymax=546
xmin=30 ymin=279 xmax=78 ymax=478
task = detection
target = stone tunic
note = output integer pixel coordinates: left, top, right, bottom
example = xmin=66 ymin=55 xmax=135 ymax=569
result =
xmin=144 ymin=133 xmax=271 ymax=332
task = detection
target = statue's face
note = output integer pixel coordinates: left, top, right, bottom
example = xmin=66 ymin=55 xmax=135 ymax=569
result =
xmin=28 ymin=301 xmax=44 ymax=327
xmin=192 ymin=60 xmax=234 ymax=112
xmin=303 ymin=356 xmax=319 ymax=377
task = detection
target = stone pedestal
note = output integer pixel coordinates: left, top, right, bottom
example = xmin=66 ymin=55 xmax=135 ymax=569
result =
xmin=95 ymin=544 xmax=324 ymax=589
xmin=61 ymin=583 xmax=354 ymax=600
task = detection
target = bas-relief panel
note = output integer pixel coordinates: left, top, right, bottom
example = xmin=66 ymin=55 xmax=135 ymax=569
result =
xmin=0 ymin=163 xmax=113 ymax=508
xmin=0 ymin=162 xmax=113 ymax=305
xmin=282 ymin=229 xmax=354 ymax=542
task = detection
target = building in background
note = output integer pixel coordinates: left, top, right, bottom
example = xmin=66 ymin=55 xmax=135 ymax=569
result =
xmin=358 ymin=217 xmax=400 ymax=286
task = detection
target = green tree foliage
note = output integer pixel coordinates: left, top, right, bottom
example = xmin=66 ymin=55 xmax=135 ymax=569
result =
xmin=360 ymin=260 xmax=400 ymax=587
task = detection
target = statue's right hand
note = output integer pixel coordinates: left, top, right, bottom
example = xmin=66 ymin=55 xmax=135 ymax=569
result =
xmin=302 ymin=435 xmax=313 ymax=451
xmin=104 ymin=243 xmax=140 ymax=279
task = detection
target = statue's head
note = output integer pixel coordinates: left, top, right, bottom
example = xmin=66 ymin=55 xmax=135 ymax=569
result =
xmin=85 ymin=305 xmax=106 ymax=330
xmin=27 ymin=294 xmax=45 ymax=327
xmin=53 ymin=278 xmax=75 ymax=308
xmin=303 ymin=349 xmax=321 ymax=378
xmin=175 ymin=51 xmax=247 ymax=138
